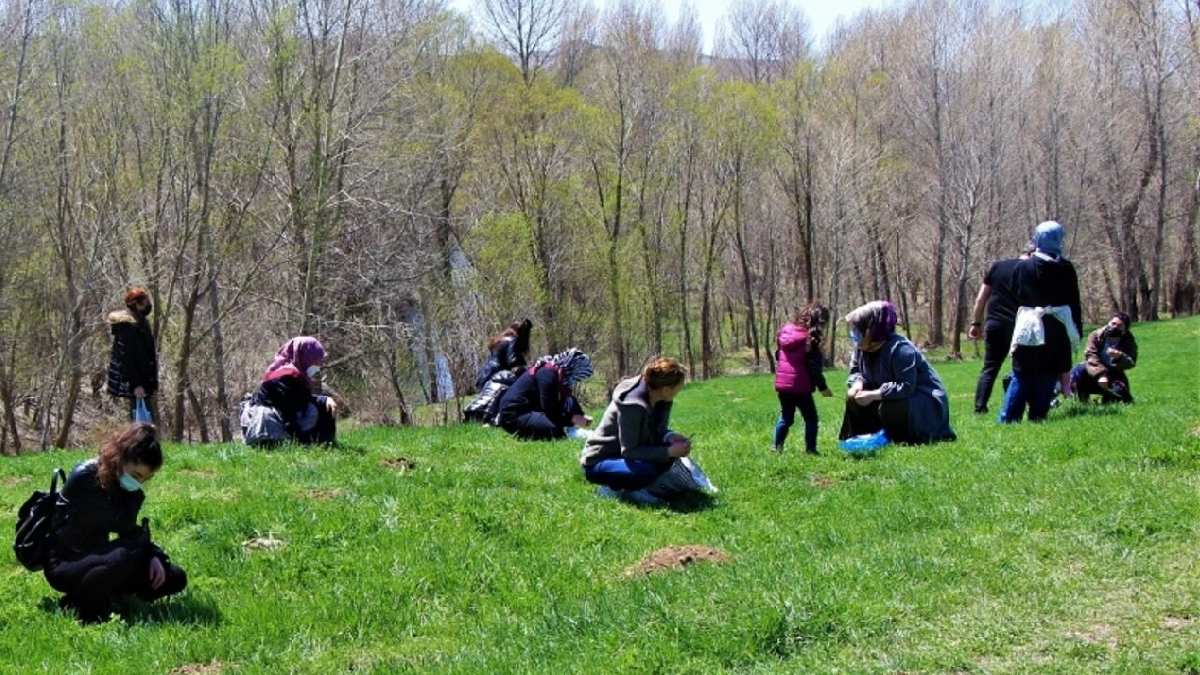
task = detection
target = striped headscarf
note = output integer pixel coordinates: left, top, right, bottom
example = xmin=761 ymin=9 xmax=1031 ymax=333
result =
xmin=534 ymin=348 xmax=593 ymax=387
xmin=845 ymin=301 xmax=899 ymax=344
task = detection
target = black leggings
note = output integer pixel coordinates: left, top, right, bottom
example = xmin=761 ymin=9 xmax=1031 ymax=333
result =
xmin=45 ymin=542 xmax=187 ymax=620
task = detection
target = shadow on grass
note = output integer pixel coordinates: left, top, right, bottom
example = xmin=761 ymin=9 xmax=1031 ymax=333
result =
xmin=121 ymin=593 xmax=223 ymax=626
xmin=38 ymin=592 xmax=223 ymax=626
xmin=1055 ymin=402 xmax=1125 ymax=419
xmin=665 ymin=492 xmax=717 ymax=513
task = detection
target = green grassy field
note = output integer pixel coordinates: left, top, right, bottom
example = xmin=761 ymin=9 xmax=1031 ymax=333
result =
xmin=1 ymin=318 xmax=1198 ymax=674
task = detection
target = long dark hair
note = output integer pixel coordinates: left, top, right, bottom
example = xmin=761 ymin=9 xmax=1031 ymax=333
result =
xmin=796 ymin=303 xmax=831 ymax=348
xmin=96 ymin=423 xmax=163 ymax=490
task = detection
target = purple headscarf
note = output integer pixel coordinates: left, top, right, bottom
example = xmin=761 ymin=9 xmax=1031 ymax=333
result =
xmin=845 ymin=301 xmax=899 ymax=343
xmin=266 ymin=337 xmax=326 ymax=379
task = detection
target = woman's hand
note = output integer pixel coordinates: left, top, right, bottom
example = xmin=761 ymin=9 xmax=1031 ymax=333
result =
xmin=571 ymin=414 xmax=591 ymax=428
xmin=846 ymin=383 xmax=863 ymax=401
xmin=148 ymin=557 xmax=166 ymax=590
xmin=325 ymin=398 xmax=338 ymax=416
xmin=668 ymin=439 xmax=691 ymax=458
xmin=133 ymin=387 xmax=146 ymax=399
xmin=853 ymin=389 xmax=882 ymax=406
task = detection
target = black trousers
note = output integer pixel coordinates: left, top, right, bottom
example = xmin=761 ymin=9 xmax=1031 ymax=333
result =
xmin=973 ymin=321 xmax=1013 ymax=413
xmin=45 ymin=542 xmax=187 ymax=621
xmin=839 ymin=398 xmax=912 ymax=443
xmin=501 ymin=412 xmax=565 ymax=441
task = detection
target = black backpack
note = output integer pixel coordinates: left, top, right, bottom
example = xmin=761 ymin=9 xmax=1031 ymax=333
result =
xmin=13 ymin=468 xmax=66 ymax=571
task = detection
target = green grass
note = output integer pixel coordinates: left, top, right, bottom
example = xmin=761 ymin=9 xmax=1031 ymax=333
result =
xmin=2 ymin=318 xmax=1199 ymax=674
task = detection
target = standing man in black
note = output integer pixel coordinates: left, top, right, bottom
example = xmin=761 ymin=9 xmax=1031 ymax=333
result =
xmin=968 ymin=247 xmax=1028 ymax=414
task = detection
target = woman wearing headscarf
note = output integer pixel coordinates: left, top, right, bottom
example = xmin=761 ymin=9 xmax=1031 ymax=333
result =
xmin=496 ymin=348 xmax=593 ymax=440
xmin=251 ymin=337 xmax=337 ymax=444
xmin=840 ymin=301 xmax=956 ymax=444
xmin=1001 ymin=221 xmax=1082 ymax=423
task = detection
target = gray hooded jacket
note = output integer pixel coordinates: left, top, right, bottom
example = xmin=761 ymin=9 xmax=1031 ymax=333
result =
xmin=580 ymin=376 xmax=676 ymax=468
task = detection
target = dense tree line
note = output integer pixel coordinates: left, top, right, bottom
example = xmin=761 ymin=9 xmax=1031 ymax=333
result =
xmin=0 ymin=0 xmax=1194 ymax=450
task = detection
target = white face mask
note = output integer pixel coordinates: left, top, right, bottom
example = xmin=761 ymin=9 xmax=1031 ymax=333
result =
xmin=306 ymin=365 xmax=321 ymax=378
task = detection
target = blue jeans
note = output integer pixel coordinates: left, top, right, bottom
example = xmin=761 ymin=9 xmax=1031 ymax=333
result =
xmin=774 ymin=392 xmax=818 ymax=452
xmin=584 ymin=458 xmax=670 ymax=491
xmin=998 ymin=371 xmax=1058 ymax=423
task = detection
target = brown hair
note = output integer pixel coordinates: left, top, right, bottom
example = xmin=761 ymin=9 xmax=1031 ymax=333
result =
xmin=96 ymin=423 xmax=163 ymax=490
xmin=487 ymin=321 xmax=523 ymax=351
xmin=124 ymin=287 xmax=149 ymax=308
xmin=642 ymin=357 xmax=687 ymax=390
xmin=794 ymin=303 xmax=830 ymax=329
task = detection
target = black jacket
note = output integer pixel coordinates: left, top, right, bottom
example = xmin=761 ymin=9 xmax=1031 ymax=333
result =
xmin=1011 ymin=255 xmax=1083 ymax=375
xmin=496 ymin=366 xmax=581 ymax=428
xmin=251 ymin=368 xmax=326 ymax=435
xmin=106 ymin=309 xmax=158 ymax=398
xmin=49 ymin=460 xmax=159 ymax=562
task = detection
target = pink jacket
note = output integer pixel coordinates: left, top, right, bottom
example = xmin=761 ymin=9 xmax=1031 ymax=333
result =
xmin=774 ymin=323 xmax=813 ymax=394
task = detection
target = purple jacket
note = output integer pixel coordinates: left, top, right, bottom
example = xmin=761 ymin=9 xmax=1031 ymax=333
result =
xmin=774 ymin=323 xmax=813 ymax=394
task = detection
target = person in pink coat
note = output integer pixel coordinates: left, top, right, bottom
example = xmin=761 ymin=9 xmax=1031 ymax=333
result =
xmin=773 ymin=304 xmax=832 ymax=453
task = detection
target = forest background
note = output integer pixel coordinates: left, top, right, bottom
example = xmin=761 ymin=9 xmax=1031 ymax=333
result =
xmin=0 ymin=0 xmax=1194 ymax=450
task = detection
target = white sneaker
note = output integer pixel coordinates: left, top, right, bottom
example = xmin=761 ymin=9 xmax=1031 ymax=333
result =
xmin=679 ymin=457 xmax=718 ymax=494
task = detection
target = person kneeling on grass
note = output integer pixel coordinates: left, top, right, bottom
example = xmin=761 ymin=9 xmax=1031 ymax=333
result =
xmin=580 ymin=357 xmax=716 ymax=506
xmin=247 ymin=336 xmax=337 ymax=445
xmin=496 ymin=349 xmax=594 ymax=440
xmin=840 ymin=301 xmax=956 ymax=445
xmin=1070 ymin=312 xmax=1137 ymax=404
xmin=43 ymin=424 xmax=187 ymax=624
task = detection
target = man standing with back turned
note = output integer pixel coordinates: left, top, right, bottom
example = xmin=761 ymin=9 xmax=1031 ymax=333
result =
xmin=968 ymin=246 xmax=1028 ymax=414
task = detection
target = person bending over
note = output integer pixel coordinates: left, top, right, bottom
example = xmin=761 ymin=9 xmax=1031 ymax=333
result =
xmin=496 ymin=349 xmax=593 ymax=440
xmin=840 ymin=301 xmax=956 ymax=444
xmin=252 ymin=337 xmax=337 ymax=444
xmin=1070 ymin=312 xmax=1137 ymax=404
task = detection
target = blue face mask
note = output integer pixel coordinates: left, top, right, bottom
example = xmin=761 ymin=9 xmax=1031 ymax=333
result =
xmin=118 ymin=472 xmax=143 ymax=492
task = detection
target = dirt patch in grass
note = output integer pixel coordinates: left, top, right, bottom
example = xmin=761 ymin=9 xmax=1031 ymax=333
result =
xmin=242 ymin=535 xmax=286 ymax=551
xmin=306 ymin=488 xmax=345 ymax=501
xmin=179 ymin=469 xmax=217 ymax=479
xmin=1190 ymin=425 xmax=1200 ymax=439
xmin=809 ymin=473 xmax=837 ymax=489
xmin=169 ymin=660 xmax=224 ymax=675
xmin=625 ymin=545 xmax=731 ymax=578
xmin=1065 ymin=623 xmax=1118 ymax=649
xmin=1163 ymin=615 xmax=1195 ymax=631
xmin=382 ymin=457 xmax=415 ymax=473
xmin=0 ymin=476 xmax=29 ymax=487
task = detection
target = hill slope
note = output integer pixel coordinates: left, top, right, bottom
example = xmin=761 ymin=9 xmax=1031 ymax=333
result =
xmin=2 ymin=317 xmax=1198 ymax=674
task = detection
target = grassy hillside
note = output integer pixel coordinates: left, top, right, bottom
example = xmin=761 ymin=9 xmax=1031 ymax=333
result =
xmin=2 ymin=317 xmax=1198 ymax=674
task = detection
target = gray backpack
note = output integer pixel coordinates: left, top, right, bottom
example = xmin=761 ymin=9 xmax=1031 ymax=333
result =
xmin=240 ymin=399 xmax=287 ymax=446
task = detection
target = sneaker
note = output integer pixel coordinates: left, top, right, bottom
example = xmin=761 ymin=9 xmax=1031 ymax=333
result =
xmin=679 ymin=457 xmax=718 ymax=494
xmin=805 ymin=447 xmax=820 ymax=456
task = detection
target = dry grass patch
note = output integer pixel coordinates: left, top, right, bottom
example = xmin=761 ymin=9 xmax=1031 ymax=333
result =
xmin=242 ymin=534 xmax=286 ymax=551
xmin=382 ymin=457 xmax=416 ymax=473
xmin=169 ymin=660 xmax=224 ymax=675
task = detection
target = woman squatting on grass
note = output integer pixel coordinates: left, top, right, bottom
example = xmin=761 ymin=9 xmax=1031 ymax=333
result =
xmin=841 ymin=301 xmax=957 ymax=445
xmin=43 ymin=424 xmax=187 ymax=624
xmin=252 ymin=337 xmax=338 ymax=445
xmin=496 ymin=349 xmax=594 ymax=441
xmin=580 ymin=357 xmax=715 ymax=506
xmin=773 ymin=304 xmax=833 ymax=454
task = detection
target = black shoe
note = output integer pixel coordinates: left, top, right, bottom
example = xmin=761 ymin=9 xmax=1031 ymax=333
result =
xmin=805 ymin=448 xmax=820 ymax=456
xmin=974 ymin=407 xmax=988 ymax=414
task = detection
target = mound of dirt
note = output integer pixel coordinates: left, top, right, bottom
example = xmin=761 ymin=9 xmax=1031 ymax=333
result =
xmin=381 ymin=457 xmax=415 ymax=473
xmin=306 ymin=488 xmax=345 ymax=501
xmin=809 ymin=473 xmax=837 ymax=489
xmin=625 ymin=545 xmax=731 ymax=578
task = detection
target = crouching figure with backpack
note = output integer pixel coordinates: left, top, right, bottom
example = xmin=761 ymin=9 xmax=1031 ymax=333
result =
xmin=42 ymin=424 xmax=186 ymax=622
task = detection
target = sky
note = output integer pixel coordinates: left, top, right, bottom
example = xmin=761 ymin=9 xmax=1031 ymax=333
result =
xmin=448 ymin=0 xmax=898 ymax=53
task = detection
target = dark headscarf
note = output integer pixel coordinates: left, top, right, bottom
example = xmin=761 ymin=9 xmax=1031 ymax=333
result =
xmin=845 ymin=301 xmax=899 ymax=343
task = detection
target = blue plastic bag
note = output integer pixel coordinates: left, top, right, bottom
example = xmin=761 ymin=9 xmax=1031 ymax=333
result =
xmin=838 ymin=430 xmax=888 ymax=456
xmin=134 ymin=398 xmax=153 ymax=425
